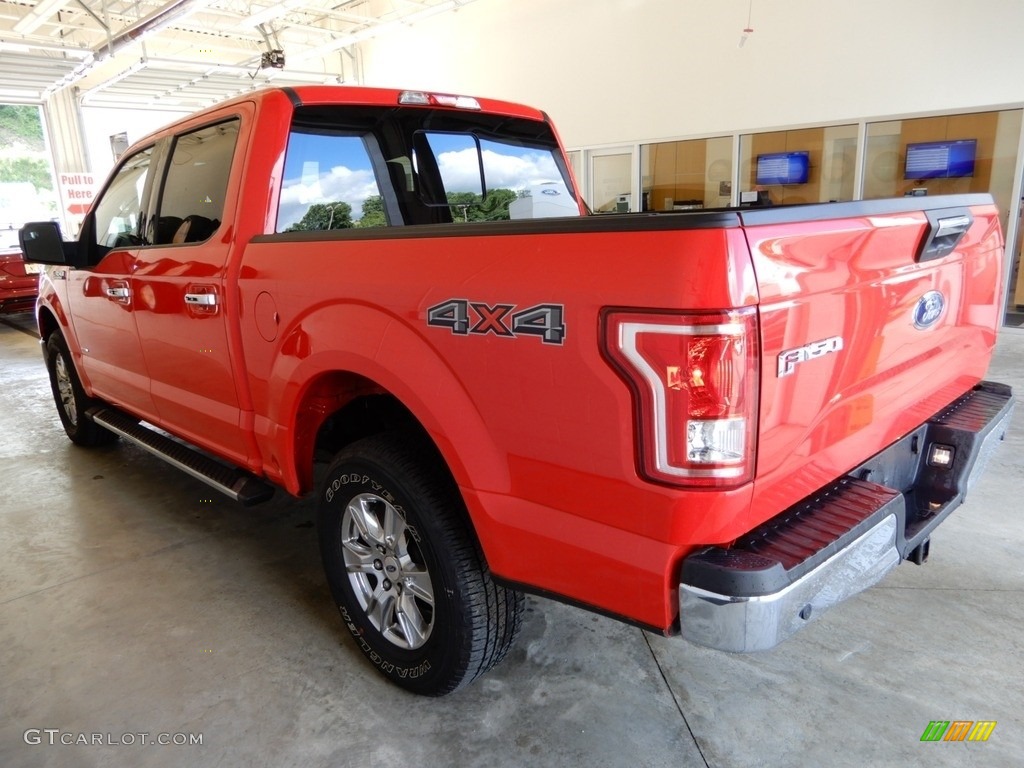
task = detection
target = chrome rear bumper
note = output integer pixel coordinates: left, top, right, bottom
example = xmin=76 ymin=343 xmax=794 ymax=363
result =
xmin=680 ymin=515 xmax=900 ymax=652
xmin=679 ymin=381 xmax=1014 ymax=653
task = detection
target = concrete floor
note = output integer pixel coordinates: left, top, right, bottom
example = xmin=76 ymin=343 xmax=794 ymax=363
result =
xmin=1 ymin=309 xmax=1022 ymax=768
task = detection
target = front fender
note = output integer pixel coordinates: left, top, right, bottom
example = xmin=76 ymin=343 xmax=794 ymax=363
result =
xmin=36 ymin=276 xmax=90 ymax=383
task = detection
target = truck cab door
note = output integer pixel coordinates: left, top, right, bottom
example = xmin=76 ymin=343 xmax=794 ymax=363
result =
xmin=130 ymin=114 xmax=252 ymax=466
xmin=66 ymin=147 xmax=160 ymax=420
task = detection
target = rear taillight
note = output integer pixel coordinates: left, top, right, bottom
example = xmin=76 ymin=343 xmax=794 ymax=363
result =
xmin=604 ymin=308 xmax=759 ymax=488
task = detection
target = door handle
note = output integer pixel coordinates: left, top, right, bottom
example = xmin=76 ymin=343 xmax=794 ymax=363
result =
xmin=185 ymin=293 xmax=218 ymax=306
xmin=105 ymin=286 xmax=130 ymax=299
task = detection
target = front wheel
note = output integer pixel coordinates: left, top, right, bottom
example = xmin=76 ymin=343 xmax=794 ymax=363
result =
xmin=317 ymin=432 xmax=523 ymax=695
xmin=45 ymin=332 xmax=117 ymax=447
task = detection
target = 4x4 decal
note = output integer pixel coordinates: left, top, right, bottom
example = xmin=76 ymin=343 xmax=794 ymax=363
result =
xmin=427 ymin=299 xmax=566 ymax=345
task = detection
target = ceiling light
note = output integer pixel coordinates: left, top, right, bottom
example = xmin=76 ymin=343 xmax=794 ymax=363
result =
xmin=0 ymin=38 xmax=90 ymax=57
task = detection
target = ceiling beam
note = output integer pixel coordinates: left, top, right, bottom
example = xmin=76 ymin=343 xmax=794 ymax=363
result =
xmin=13 ymin=0 xmax=74 ymax=35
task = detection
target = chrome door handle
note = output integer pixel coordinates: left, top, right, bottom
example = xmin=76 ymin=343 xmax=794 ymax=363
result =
xmin=185 ymin=293 xmax=218 ymax=306
xmin=105 ymin=287 xmax=130 ymax=299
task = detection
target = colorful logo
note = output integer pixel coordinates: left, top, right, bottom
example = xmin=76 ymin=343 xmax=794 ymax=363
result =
xmin=920 ymin=720 xmax=997 ymax=742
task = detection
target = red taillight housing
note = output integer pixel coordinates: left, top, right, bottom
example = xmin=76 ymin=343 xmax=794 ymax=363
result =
xmin=604 ymin=308 xmax=759 ymax=488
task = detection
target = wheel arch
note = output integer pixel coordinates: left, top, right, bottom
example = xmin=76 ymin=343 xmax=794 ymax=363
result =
xmin=37 ymin=304 xmax=59 ymax=343
xmin=267 ymin=305 xmax=510 ymax=502
xmin=36 ymin=302 xmax=95 ymax=394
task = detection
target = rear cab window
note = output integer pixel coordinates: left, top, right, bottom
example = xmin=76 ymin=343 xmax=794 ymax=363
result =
xmin=278 ymin=133 xmax=386 ymax=232
xmin=275 ymin=105 xmax=580 ymax=232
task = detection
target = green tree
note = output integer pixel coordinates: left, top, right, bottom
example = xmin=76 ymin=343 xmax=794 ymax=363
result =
xmin=286 ymin=201 xmax=353 ymax=231
xmin=477 ymin=188 xmax=517 ymax=221
xmin=446 ymin=192 xmax=479 ymax=222
xmin=0 ymin=157 xmax=52 ymax=190
xmin=0 ymin=105 xmax=45 ymax=151
xmin=446 ymin=188 xmax=517 ymax=222
xmin=356 ymin=195 xmax=387 ymax=228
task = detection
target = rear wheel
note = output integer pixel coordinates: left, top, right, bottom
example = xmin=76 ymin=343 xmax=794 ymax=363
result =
xmin=45 ymin=332 xmax=117 ymax=447
xmin=317 ymin=432 xmax=523 ymax=695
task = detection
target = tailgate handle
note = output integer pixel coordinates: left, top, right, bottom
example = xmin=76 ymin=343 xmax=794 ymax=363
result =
xmin=916 ymin=207 xmax=973 ymax=262
xmin=934 ymin=214 xmax=972 ymax=238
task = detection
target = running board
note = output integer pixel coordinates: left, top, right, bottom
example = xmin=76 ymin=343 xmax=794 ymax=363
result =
xmin=87 ymin=407 xmax=275 ymax=506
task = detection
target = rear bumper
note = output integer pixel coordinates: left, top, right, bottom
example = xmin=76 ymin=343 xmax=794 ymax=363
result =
xmin=679 ymin=380 xmax=1014 ymax=652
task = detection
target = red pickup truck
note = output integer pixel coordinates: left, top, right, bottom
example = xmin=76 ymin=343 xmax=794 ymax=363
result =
xmin=20 ymin=86 xmax=1014 ymax=695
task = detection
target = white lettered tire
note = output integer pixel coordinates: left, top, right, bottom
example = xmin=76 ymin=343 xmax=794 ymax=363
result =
xmin=317 ymin=432 xmax=524 ymax=695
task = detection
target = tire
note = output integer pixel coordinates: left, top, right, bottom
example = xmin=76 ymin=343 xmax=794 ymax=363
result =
xmin=317 ymin=432 xmax=524 ymax=695
xmin=45 ymin=332 xmax=118 ymax=447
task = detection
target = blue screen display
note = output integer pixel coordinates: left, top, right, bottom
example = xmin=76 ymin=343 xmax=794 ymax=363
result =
xmin=904 ymin=139 xmax=977 ymax=180
xmin=755 ymin=152 xmax=810 ymax=185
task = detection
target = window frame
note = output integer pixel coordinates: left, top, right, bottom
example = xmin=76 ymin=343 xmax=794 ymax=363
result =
xmin=150 ymin=116 xmax=242 ymax=246
xmin=89 ymin=144 xmax=157 ymax=259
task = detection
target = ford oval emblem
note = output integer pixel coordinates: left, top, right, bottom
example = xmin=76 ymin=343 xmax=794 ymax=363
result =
xmin=913 ymin=291 xmax=945 ymax=330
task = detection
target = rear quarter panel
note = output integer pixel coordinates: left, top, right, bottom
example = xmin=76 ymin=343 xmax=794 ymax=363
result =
xmin=238 ymin=221 xmax=759 ymax=628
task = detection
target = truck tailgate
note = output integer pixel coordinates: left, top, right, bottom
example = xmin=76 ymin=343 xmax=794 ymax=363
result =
xmin=742 ymin=195 xmax=1005 ymax=534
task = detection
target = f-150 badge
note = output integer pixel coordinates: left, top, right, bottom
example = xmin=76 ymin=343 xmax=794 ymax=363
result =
xmin=427 ymin=299 xmax=566 ymax=345
xmin=777 ymin=336 xmax=844 ymax=377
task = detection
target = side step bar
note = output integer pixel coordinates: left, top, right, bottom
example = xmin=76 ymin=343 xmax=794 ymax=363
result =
xmin=87 ymin=407 xmax=275 ymax=506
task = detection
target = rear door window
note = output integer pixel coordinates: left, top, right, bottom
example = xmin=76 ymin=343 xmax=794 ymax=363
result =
xmin=155 ymin=119 xmax=240 ymax=244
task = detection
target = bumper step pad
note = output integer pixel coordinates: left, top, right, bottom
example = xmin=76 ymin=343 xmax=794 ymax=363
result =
xmin=683 ymin=478 xmax=901 ymax=599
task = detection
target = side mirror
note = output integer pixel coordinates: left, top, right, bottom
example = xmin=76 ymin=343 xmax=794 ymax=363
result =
xmin=20 ymin=221 xmax=75 ymax=265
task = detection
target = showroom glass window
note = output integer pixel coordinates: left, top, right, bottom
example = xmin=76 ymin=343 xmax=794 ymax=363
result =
xmin=863 ymin=110 xmax=1022 ymax=229
xmin=738 ymin=125 xmax=858 ymax=206
xmin=93 ymin=147 xmax=152 ymax=248
xmin=640 ymin=136 xmax=733 ymax=211
xmin=155 ymin=119 xmax=240 ymax=245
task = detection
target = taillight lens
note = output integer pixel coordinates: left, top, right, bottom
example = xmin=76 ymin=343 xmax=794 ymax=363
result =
xmin=604 ymin=308 xmax=759 ymax=488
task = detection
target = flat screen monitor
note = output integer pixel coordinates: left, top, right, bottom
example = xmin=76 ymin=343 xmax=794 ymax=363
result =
xmin=904 ymin=139 xmax=977 ymax=180
xmin=755 ymin=151 xmax=810 ymax=186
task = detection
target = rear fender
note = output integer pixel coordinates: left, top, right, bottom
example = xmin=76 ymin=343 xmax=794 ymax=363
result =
xmin=265 ymin=303 xmax=509 ymax=498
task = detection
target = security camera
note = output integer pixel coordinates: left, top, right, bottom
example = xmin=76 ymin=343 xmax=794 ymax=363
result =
xmin=261 ymin=50 xmax=285 ymax=69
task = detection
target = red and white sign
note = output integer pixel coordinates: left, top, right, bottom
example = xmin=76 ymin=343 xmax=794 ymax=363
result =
xmin=58 ymin=173 xmax=98 ymax=217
